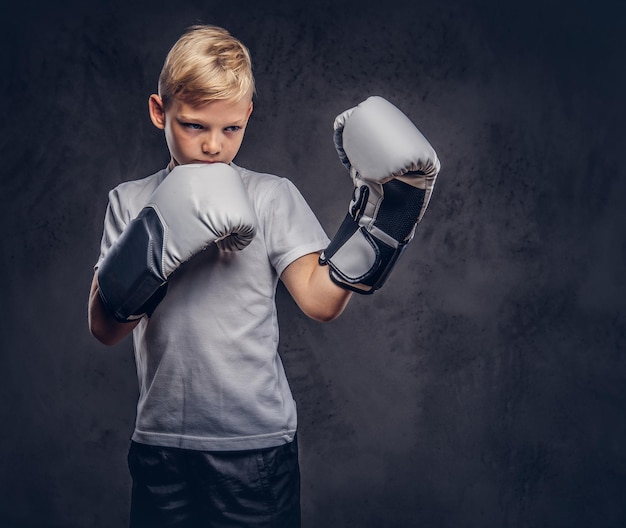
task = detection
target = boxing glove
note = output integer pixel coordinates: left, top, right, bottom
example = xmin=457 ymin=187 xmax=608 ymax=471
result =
xmin=98 ymin=163 xmax=257 ymax=322
xmin=319 ymin=96 xmax=440 ymax=293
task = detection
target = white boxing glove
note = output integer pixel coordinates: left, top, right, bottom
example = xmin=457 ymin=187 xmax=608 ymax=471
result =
xmin=319 ymin=96 xmax=440 ymax=293
xmin=98 ymin=163 xmax=256 ymax=321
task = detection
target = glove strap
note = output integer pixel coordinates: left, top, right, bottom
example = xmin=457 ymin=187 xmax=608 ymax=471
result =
xmin=319 ymin=213 xmax=408 ymax=294
xmin=320 ymin=179 xmax=426 ymax=294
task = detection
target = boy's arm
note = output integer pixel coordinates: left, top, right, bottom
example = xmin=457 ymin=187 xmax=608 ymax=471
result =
xmin=88 ymin=272 xmax=139 ymax=346
xmin=281 ymin=253 xmax=352 ymax=322
xmin=97 ymin=164 xmax=256 ymax=323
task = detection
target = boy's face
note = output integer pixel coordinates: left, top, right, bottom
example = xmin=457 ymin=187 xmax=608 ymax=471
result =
xmin=149 ymin=95 xmax=253 ymax=167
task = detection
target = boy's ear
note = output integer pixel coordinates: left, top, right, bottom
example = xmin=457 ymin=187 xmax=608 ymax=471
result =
xmin=149 ymin=94 xmax=166 ymax=129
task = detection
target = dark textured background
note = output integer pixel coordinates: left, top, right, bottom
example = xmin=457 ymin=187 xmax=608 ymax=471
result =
xmin=1 ymin=0 xmax=625 ymax=526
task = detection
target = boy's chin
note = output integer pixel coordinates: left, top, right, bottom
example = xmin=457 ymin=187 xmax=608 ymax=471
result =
xmin=169 ymin=157 xmax=234 ymax=169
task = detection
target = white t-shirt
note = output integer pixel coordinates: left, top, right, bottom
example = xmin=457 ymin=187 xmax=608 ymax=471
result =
xmin=96 ymin=164 xmax=330 ymax=451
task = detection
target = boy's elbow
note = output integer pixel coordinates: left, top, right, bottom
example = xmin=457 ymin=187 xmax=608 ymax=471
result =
xmin=89 ymin=324 xmax=121 ymax=346
xmin=308 ymin=311 xmax=336 ymax=323
xmin=88 ymin=300 xmax=134 ymax=346
xmin=307 ymin=287 xmax=352 ymax=323
xmin=90 ymin=330 xmax=112 ymax=346
xmin=88 ymin=274 xmax=136 ymax=346
xmin=88 ymin=316 xmax=121 ymax=346
xmin=305 ymin=299 xmax=349 ymax=323
xmin=315 ymin=313 xmax=341 ymax=323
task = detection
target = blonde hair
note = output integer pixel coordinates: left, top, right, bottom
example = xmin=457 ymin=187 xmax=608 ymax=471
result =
xmin=158 ymin=25 xmax=255 ymax=108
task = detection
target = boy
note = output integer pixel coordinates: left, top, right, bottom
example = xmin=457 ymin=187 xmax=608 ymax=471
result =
xmin=89 ymin=24 xmax=438 ymax=528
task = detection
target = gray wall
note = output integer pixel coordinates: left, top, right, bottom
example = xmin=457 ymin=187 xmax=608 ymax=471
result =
xmin=1 ymin=0 xmax=625 ymax=526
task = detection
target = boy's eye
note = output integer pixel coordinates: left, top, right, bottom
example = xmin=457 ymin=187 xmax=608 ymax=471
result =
xmin=183 ymin=123 xmax=203 ymax=130
xmin=224 ymin=126 xmax=242 ymax=133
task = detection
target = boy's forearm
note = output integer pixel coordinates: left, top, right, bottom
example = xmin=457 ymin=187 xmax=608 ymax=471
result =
xmin=281 ymin=253 xmax=352 ymax=322
xmin=88 ymin=273 xmax=139 ymax=346
xmin=309 ymin=262 xmax=352 ymax=322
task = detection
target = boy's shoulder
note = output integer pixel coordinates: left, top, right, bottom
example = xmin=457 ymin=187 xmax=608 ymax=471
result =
xmin=232 ymin=163 xmax=283 ymax=184
xmin=106 ymin=167 xmax=169 ymax=219
xmin=232 ymin=163 xmax=297 ymax=199
xmin=108 ymin=167 xmax=168 ymax=205
xmin=110 ymin=167 xmax=169 ymax=198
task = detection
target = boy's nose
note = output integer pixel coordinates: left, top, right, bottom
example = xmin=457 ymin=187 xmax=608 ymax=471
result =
xmin=202 ymin=133 xmax=221 ymax=155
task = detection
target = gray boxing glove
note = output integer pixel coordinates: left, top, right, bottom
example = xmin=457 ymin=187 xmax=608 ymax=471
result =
xmin=98 ymin=163 xmax=256 ymax=322
xmin=319 ymin=96 xmax=440 ymax=293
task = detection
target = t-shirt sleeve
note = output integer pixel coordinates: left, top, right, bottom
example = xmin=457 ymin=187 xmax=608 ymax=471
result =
xmin=94 ymin=187 xmax=131 ymax=270
xmin=262 ymin=178 xmax=331 ymax=277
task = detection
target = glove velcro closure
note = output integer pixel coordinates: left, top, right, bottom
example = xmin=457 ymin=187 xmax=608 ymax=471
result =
xmin=319 ymin=214 xmax=408 ymax=294
xmin=320 ymin=178 xmax=427 ymax=294
xmin=374 ymin=179 xmax=426 ymax=242
xmin=97 ymin=207 xmax=167 ymax=322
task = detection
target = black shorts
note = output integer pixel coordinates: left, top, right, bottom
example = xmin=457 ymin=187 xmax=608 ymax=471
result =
xmin=127 ymin=437 xmax=301 ymax=528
